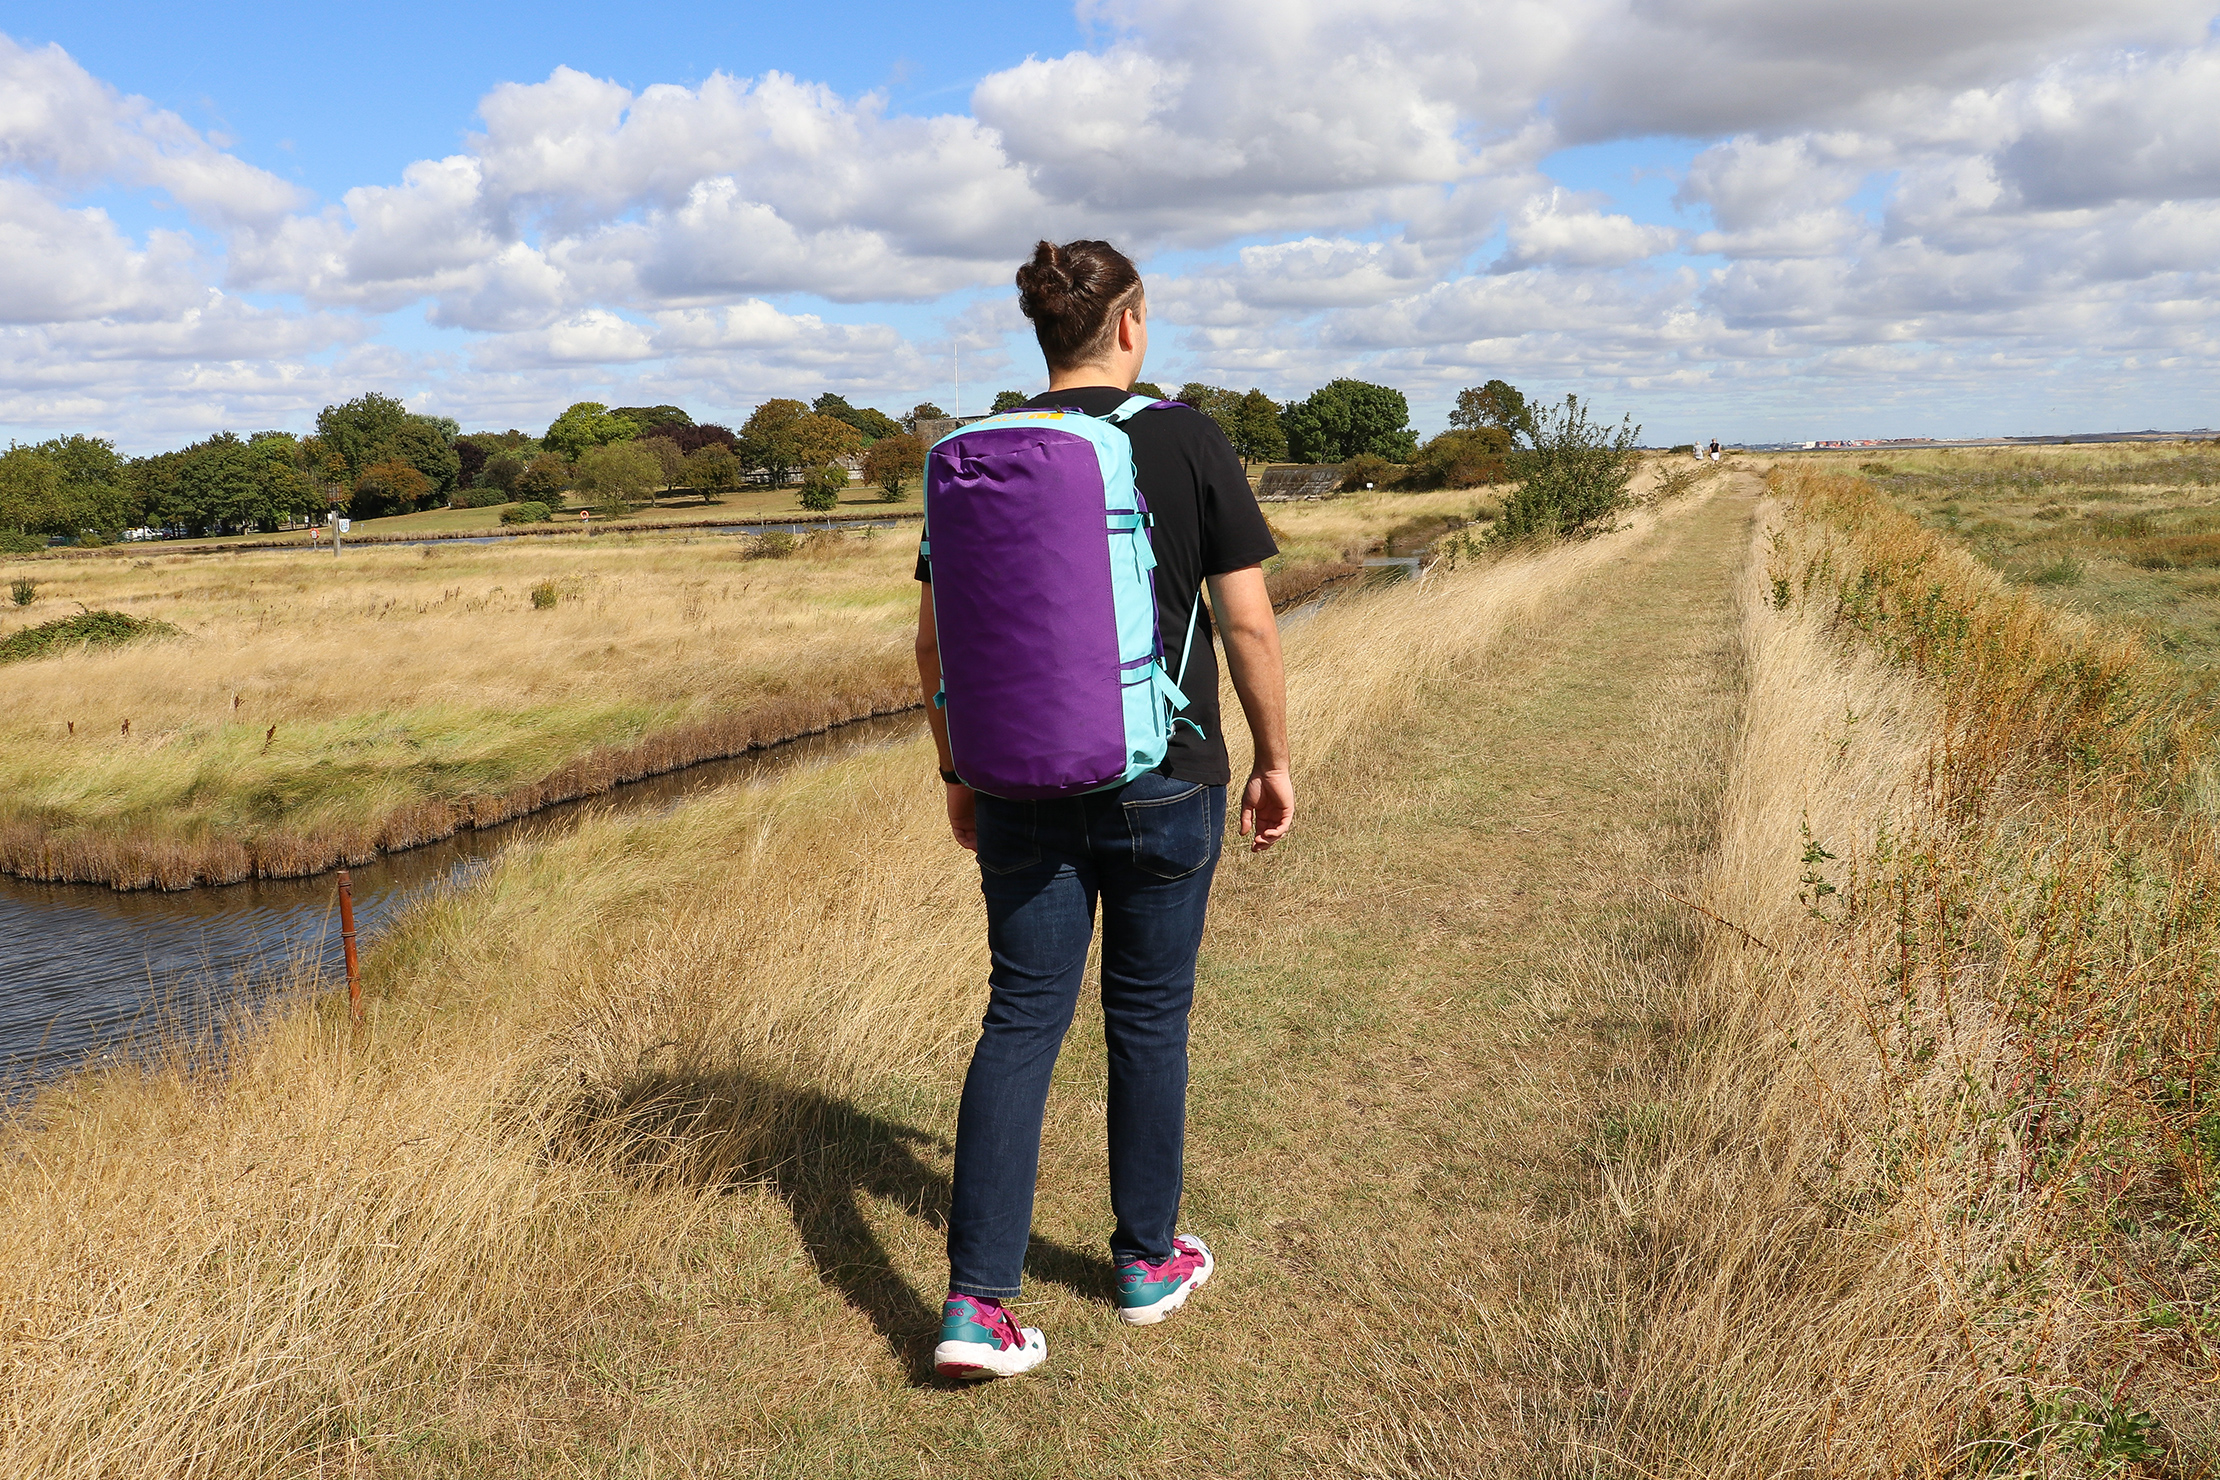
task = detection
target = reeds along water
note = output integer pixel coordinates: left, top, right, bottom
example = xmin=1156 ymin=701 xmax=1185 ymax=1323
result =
xmin=0 ymin=516 xmax=1662 ymax=1475
xmin=1574 ymin=467 xmax=2217 ymax=1471
xmin=0 ymin=532 xmax=924 ymax=889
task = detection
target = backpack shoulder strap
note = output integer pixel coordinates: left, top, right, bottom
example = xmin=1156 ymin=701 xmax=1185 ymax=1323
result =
xmin=1103 ymin=394 xmax=1160 ymax=424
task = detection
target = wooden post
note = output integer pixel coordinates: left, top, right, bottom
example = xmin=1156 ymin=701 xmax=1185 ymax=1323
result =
xmin=338 ymin=868 xmax=362 ymax=1025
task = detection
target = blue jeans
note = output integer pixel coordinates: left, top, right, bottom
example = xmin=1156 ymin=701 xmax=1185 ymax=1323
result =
xmin=946 ymin=770 xmax=1227 ymax=1298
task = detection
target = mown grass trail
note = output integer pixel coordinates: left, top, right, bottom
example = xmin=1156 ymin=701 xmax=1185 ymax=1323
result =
xmin=736 ymin=487 xmax=1760 ymax=1474
xmin=0 ymin=484 xmax=1761 ymax=1478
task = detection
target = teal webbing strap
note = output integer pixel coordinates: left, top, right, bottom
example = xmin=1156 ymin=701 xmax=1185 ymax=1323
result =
xmin=1174 ymin=594 xmax=1202 ymax=688
xmin=1105 ymin=393 xmax=1157 ymax=424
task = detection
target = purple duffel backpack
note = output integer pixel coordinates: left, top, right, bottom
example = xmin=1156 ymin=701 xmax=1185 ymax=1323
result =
xmin=923 ymin=395 xmax=1200 ymax=800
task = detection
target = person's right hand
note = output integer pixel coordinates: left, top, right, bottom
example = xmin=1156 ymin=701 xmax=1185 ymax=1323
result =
xmin=946 ymin=782 xmax=978 ymax=852
xmin=1240 ymin=767 xmax=1293 ymax=852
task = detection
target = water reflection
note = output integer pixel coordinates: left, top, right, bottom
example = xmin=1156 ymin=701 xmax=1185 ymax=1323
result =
xmin=0 ymin=711 xmax=922 ymax=1090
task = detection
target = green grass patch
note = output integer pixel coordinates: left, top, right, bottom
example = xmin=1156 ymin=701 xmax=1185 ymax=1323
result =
xmin=0 ymin=610 xmax=182 ymax=664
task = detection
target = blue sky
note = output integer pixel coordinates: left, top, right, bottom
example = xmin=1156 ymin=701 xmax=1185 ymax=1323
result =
xmin=3 ymin=1 xmax=2218 ymax=451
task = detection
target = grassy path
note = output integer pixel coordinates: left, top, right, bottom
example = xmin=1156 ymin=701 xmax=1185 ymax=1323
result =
xmin=0 ymin=486 xmax=1760 ymax=1478
xmin=726 ymin=487 xmax=1761 ymax=1474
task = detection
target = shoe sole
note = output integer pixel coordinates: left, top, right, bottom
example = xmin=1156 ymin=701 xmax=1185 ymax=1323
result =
xmin=1117 ymin=1244 xmax=1215 ymax=1326
xmin=933 ymin=1334 xmax=1047 ymax=1380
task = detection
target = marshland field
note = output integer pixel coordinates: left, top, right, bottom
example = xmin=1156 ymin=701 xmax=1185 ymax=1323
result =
xmin=7 ymin=458 xmax=2220 ymax=1475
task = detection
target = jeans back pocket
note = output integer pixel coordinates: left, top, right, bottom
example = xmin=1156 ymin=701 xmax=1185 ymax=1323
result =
xmin=1121 ymin=775 xmax=1216 ymax=880
xmin=974 ymin=797 xmax=1042 ymax=876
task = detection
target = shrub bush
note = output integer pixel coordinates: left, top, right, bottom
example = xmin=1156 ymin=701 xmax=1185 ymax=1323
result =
xmin=452 ymin=486 xmax=510 ymax=509
xmin=1339 ymin=453 xmax=1396 ymax=492
xmin=1492 ymin=394 xmax=1642 ymax=543
xmin=501 ymin=501 xmax=553 ymax=525
xmin=530 ymin=581 xmax=560 ymax=609
xmin=0 ymin=530 xmax=43 ymax=554
xmin=746 ymin=531 xmax=799 ymax=559
xmin=1399 ymin=428 xmax=1511 ymax=490
xmin=0 ymin=610 xmax=183 ymax=664
xmin=798 ymin=464 xmax=847 ymax=512
xmin=10 ymin=579 xmax=33 ymax=606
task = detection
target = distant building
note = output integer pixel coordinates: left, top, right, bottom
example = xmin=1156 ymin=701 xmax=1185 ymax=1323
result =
xmin=913 ymin=414 xmax=989 ymax=444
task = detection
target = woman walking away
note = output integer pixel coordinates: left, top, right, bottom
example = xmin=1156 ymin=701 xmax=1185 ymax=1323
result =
xmin=915 ymin=239 xmax=1293 ymax=1380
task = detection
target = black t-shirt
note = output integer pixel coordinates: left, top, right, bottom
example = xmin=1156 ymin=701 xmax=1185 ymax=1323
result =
xmin=915 ymin=386 xmax=1278 ymax=785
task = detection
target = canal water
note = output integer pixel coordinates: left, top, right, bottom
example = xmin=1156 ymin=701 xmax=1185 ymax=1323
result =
xmin=0 ymin=712 xmax=921 ymax=1092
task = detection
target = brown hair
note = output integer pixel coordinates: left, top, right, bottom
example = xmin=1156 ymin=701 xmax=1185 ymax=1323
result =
xmin=1014 ymin=239 xmax=1143 ymax=372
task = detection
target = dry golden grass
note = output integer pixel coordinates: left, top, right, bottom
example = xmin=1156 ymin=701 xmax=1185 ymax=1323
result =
xmin=0 ymin=529 xmax=921 ymax=886
xmin=26 ymin=468 xmax=2203 ymax=1476
xmin=0 ymin=503 xmax=1676 ymax=1477
xmin=1458 ymin=464 xmax=2220 ymax=1473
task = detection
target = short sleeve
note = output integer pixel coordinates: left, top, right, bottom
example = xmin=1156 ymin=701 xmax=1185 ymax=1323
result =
xmin=1192 ymin=417 xmax=1278 ymax=575
xmin=914 ymin=541 xmax=930 ymax=583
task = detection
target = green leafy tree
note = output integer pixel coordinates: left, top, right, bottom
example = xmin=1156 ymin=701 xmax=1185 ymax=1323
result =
xmin=1175 ymin=381 xmax=1231 ymax=423
xmin=0 ymin=445 xmax=63 ymax=536
xmin=641 ymin=435 xmax=689 ymax=492
xmin=1130 ymin=381 xmax=1166 ymax=399
xmin=313 ymin=393 xmax=459 ymax=499
xmin=1232 ymin=390 xmax=1288 ymax=465
xmin=1492 ymin=395 xmax=1641 ymax=542
xmin=352 ymin=458 xmax=432 ymax=516
xmin=122 ymin=432 xmax=317 ymax=533
xmin=863 ymin=433 xmax=925 ymax=500
xmin=1451 ymin=380 xmax=1533 ymax=441
xmin=379 ymin=417 xmax=462 ymax=500
xmin=1279 ymin=379 xmax=1418 ymax=464
xmin=739 ymin=399 xmax=810 ymax=484
xmin=797 ymin=464 xmax=847 ymax=511
xmin=573 ymin=442 xmax=660 ymax=507
xmin=793 ymin=413 xmax=864 ymax=471
xmin=315 ymin=393 xmax=412 ymax=475
xmin=610 ymin=405 xmax=692 ymax=435
xmin=543 ymin=402 xmax=640 ymax=462
xmin=481 ymin=452 xmax=526 ymax=495
xmin=685 ymin=442 xmax=742 ymax=501
xmin=813 ymin=393 xmax=902 ymax=440
xmin=901 ymin=403 xmax=948 ymax=433
xmin=0 ymin=435 xmax=141 ymax=537
xmin=516 ymin=453 xmax=572 ymax=501
xmin=849 ymin=406 xmax=903 ymax=440
xmin=990 ymin=390 xmax=1029 ymax=412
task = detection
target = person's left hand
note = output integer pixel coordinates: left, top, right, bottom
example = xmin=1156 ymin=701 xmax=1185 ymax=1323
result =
xmin=946 ymin=782 xmax=978 ymax=852
xmin=1240 ymin=767 xmax=1294 ymax=852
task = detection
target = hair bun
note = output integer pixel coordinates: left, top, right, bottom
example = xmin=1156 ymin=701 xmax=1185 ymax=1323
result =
xmin=1014 ymin=238 xmax=1142 ymax=372
xmin=1015 ymin=240 xmax=1074 ymax=312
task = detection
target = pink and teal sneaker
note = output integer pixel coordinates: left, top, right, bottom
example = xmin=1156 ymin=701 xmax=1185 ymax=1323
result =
xmin=1115 ymin=1234 xmax=1214 ymax=1325
xmin=933 ymin=1295 xmax=1047 ymax=1380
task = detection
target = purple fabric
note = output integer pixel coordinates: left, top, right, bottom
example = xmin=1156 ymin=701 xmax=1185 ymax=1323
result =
xmin=930 ymin=428 xmax=1125 ymax=798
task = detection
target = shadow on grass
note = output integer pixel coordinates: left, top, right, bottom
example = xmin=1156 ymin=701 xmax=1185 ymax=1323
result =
xmin=544 ymin=1067 xmax=1113 ymax=1383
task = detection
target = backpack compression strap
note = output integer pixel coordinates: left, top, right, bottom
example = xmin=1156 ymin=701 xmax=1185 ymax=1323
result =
xmin=1099 ymin=392 xmax=1209 ymax=739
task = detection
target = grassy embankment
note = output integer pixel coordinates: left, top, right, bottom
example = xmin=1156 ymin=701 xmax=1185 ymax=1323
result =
xmin=18 ymin=484 xmax=915 ymax=557
xmin=0 ymin=528 xmax=923 ymax=887
xmin=1563 ymin=462 xmax=2220 ymax=1471
xmin=1792 ymin=441 xmax=2220 ymax=665
xmin=0 ymin=485 xmax=1498 ymax=889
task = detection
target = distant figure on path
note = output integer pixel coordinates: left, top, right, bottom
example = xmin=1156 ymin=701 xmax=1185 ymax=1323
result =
xmin=915 ymin=238 xmax=1293 ymax=1380
xmin=1709 ymin=438 xmax=1722 ymax=462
